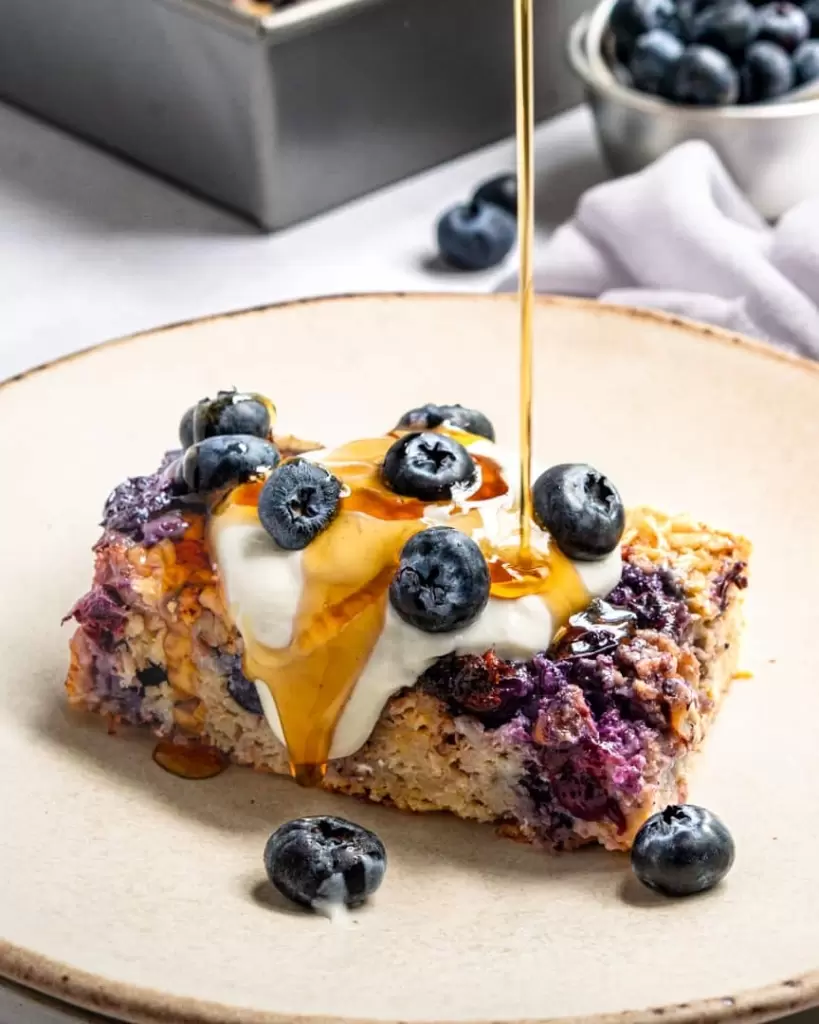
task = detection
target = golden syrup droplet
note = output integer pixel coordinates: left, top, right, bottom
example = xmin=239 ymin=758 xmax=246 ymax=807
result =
xmin=292 ymin=762 xmax=327 ymax=788
xmin=152 ymin=739 xmax=228 ymax=780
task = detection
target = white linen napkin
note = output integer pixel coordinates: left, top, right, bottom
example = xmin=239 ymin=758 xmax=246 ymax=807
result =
xmin=497 ymin=139 xmax=819 ymax=359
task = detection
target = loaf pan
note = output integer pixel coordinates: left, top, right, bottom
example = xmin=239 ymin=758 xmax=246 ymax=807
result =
xmin=0 ymin=0 xmax=590 ymax=230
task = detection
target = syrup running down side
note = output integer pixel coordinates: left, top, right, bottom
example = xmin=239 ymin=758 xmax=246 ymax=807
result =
xmin=210 ymin=430 xmax=622 ymax=781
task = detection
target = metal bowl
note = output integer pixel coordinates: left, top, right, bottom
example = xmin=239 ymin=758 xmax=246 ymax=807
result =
xmin=566 ymin=0 xmax=819 ymax=219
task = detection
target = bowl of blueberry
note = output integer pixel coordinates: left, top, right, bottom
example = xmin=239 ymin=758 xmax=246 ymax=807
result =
xmin=567 ymin=0 xmax=819 ymax=218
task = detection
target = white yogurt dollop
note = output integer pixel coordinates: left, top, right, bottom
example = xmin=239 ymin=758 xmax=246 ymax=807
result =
xmin=211 ymin=442 xmax=622 ymax=760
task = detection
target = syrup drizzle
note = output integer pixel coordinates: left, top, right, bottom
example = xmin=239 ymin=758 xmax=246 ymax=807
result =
xmin=515 ymin=0 xmax=536 ymax=563
xmin=211 ymin=434 xmax=590 ymax=781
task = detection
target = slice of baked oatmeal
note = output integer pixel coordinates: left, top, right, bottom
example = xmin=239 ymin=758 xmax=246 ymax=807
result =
xmin=64 ymin=427 xmax=749 ymax=853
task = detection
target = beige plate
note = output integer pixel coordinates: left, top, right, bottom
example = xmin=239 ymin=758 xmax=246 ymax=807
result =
xmin=1 ymin=294 xmax=818 ymax=1024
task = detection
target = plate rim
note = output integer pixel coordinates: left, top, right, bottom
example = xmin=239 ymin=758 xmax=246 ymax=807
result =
xmin=3 ymin=292 xmax=818 ymax=1024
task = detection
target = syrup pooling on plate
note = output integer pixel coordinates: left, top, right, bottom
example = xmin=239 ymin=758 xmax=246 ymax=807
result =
xmin=210 ymin=429 xmax=620 ymax=780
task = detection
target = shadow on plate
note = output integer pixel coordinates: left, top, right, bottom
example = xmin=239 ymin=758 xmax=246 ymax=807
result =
xmin=35 ymin=694 xmax=629 ymax=894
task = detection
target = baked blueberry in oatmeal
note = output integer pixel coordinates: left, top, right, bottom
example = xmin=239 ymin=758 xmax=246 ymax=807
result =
xmin=64 ymin=393 xmax=749 ymax=852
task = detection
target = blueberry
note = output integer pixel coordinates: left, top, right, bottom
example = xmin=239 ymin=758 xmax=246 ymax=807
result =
xmin=389 ymin=527 xmax=490 ymax=633
xmin=802 ymin=0 xmax=819 ymax=37
xmin=756 ymin=2 xmax=809 ymax=50
xmin=192 ymin=389 xmax=274 ymax=443
xmin=793 ymin=39 xmax=819 ymax=84
xmin=258 ymin=460 xmax=341 ymax=550
xmin=179 ymin=405 xmax=198 ymax=449
xmin=629 ymin=29 xmax=685 ymax=94
xmin=227 ymin=666 xmax=263 ymax=715
xmin=395 ymin=403 xmax=495 ymax=442
xmin=137 ymin=663 xmax=167 ymax=688
xmin=437 ymin=201 xmax=516 ymax=271
xmin=532 ymin=463 xmax=625 ymax=562
xmin=382 ymin=432 xmax=476 ymax=501
xmin=264 ymin=816 xmax=387 ymax=912
xmin=689 ymin=0 xmax=759 ymax=54
xmin=472 ymin=173 xmax=517 ymax=216
xmin=669 ymin=44 xmax=741 ymax=103
xmin=182 ymin=435 xmax=280 ymax=493
xmin=631 ymin=805 xmax=735 ymax=897
xmin=610 ymin=0 xmax=680 ymax=51
xmin=740 ymin=40 xmax=795 ymax=100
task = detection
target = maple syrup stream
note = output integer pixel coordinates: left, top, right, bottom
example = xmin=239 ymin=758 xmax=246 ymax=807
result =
xmin=159 ymin=4 xmax=567 ymax=783
xmin=515 ymin=0 xmax=535 ymax=565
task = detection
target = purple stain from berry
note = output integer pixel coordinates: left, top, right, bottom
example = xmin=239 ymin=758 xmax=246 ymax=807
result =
xmin=608 ymin=561 xmax=691 ymax=641
xmin=412 ymin=559 xmax=700 ymax=846
xmin=65 ymin=585 xmax=128 ymax=653
xmin=419 ymin=650 xmax=538 ymax=727
xmin=226 ymin=658 xmax=264 ymax=715
xmin=102 ymin=461 xmax=190 ymax=545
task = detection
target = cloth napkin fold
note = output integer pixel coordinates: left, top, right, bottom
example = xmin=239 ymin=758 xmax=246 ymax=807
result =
xmin=498 ymin=140 xmax=819 ymax=359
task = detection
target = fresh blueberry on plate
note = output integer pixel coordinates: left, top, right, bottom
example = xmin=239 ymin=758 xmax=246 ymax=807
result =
xmin=437 ymin=201 xmax=516 ymax=271
xmin=182 ymin=435 xmax=280 ymax=494
xmin=629 ymin=29 xmax=685 ymax=94
xmin=689 ymin=0 xmax=759 ymax=54
xmin=740 ymin=40 xmax=794 ymax=100
xmin=668 ymin=44 xmax=741 ymax=104
xmin=756 ymin=1 xmax=809 ymax=52
xmin=631 ymin=805 xmax=735 ymax=897
xmin=610 ymin=0 xmax=679 ymax=51
xmin=389 ymin=527 xmax=490 ymax=633
xmin=472 ymin=173 xmax=517 ymax=217
xmin=532 ymin=463 xmax=625 ymax=561
xmin=793 ymin=39 xmax=819 ymax=85
xmin=264 ymin=816 xmax=387 ymax=912
xmin=193 ymin=389 xmax=275 ymax=443
xmin=395 ymin=403 xmax=496 ymax=442
xmin=258 ymin=460 xmax=342 ymax=551
xmin=382 ymin=432 xmax=476 ymax=501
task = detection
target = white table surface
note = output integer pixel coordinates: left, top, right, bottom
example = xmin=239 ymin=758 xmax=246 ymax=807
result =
xmin=1 ymin=99 xmax=817 ymax=1024
xmin=0 ymin=100 xmax=609 ymax=379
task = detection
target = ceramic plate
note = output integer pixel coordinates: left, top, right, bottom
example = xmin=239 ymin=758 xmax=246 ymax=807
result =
xmin=1 ymin=294 xmax=818 ymax=1024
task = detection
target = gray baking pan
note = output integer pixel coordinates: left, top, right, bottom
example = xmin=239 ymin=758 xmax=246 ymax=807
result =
xmin=0 ymin=0 xmax=591 ymax=231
